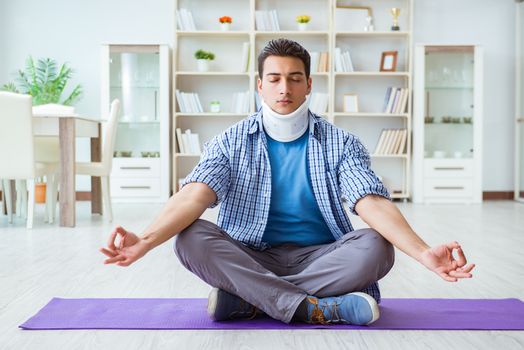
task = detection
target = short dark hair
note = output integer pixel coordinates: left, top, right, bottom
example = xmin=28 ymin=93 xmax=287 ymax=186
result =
xmin=258 ymin=38 xmax=311 ymax=79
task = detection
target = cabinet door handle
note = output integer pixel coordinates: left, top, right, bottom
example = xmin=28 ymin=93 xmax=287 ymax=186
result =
xmin=120 ymin=166 xmax=151 ymax=170
xmin=434 ymin=167 xmax=465 ymax=171
xmin=120 ymin=186 xmax=151 ymax=189
xmin=434 ymin=186 xmax=465 ymax=190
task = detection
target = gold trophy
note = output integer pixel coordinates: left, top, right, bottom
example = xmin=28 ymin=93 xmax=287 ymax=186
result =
xmin=390 ymin=8 xmax=401 ymax=31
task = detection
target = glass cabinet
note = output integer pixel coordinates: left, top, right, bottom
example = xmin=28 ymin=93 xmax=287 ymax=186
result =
xmin=413 ymin=45 xmax=483 ymax=203
xmin=101 ymin=44 xmax=170 ymax=202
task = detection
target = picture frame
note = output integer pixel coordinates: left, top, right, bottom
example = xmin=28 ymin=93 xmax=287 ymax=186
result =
xmin=380 ymin=51 xmax=398 ymax=72
xmin=335 ymin=6 xmax=372 ymax=32
xmin=343 ymin=94 xmax=359 ymax=113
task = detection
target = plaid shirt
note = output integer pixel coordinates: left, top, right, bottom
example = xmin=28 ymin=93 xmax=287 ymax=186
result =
xmin=183 ymin=110 xmax=390 ymax=302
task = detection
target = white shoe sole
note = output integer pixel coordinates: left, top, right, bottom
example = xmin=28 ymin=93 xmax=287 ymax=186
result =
xmin=349 ymin=292 xmax=380 ymax=325
xmin=207 ymin=287 xmax=219 ymax=319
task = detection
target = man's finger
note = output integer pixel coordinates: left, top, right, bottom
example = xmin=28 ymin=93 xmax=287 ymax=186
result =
xmin=445 ymin=241 xmax=461 ymax=250
xmin=448 ymin=270 xmax=472 ymax=279
xmin=116 ymin=258 xmax=133 ymax=267
xmin=100 ymin=247 xmax=117 ymax=258
xmin=104 ymin=254 xmax=125 ymax=264
xmin=439 ymin=272 xmax=458 ymax=282
xmin=455 ymin=247 xmax=468 ymax=267
xmin=107 ymin=229 xmax=119 ymax=251
xmin=458 ymin=263 xmax=475 ymax=273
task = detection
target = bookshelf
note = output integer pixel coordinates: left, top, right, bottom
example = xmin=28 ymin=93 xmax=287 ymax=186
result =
xmin=173 ymin=0 xmax=413 ymax=199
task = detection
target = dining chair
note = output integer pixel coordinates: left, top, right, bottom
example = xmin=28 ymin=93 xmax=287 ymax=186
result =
xmin=0 ymin=91 xmax=59 ymax=228
xmin=75 ymin=99 xmax=120 ymax=222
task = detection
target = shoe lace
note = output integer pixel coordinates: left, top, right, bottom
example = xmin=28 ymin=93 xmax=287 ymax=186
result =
xmin=228 ymin=298 xmax=260 ymax=320
xmin=307 ymin=296 xmax=344 ymax=324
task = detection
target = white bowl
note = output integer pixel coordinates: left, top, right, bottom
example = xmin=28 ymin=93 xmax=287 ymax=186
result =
xmin=433 ymin=150 xmax=446 ymax=158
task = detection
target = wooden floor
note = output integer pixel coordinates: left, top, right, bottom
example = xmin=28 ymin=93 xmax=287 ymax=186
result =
xmin=1 ymin=200 xmax=523 ymax=350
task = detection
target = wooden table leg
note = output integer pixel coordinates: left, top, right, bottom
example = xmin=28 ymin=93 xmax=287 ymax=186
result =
xmin=91 ymin=124 xmax=102 ymax=215
xmin=59 ymin=118 xmax=76 ymax=227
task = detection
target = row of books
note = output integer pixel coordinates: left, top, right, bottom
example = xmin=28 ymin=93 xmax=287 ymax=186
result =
xmin=255 ymin=10 xmax=280 ymax=31
xmin=334 ymin=47 xmax=355 ymax=72
xmin=175 ymin=90 xmax=204 ymax=113
xmin=176 ymin=8 xmax=196 ymax=31
xmin=232 ymin=91 xmax=250 ymax=114
xmin=310 ymin=52 xmax=329 ymax=73
xmin=309 ymin=92 xmax=329 ymax=114
xmin=382 ymin=87 xmax=409 ymax=114
xmin=373 ymin=129 xmax=407 ymax=155
xmin=175 ymin=128 xmax=201 ymax=154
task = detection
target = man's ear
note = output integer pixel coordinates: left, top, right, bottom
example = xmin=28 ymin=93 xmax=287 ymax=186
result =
xmin=307 ymin=77 xmax=312 ymax=95
xmin=257 ymin=78 xmax=262 ymax=93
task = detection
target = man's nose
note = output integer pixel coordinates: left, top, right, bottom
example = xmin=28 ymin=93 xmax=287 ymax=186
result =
xmin=279 ymin=80 xmax=290 ymax=94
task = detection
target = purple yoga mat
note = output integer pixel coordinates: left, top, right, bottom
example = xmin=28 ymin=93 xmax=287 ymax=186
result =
xmin=19 ymin=298 xmax=524 ymax=330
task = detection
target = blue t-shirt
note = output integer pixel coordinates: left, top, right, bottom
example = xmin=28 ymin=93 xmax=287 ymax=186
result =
xmin=262 ymin=130 xmax=335 ymax=247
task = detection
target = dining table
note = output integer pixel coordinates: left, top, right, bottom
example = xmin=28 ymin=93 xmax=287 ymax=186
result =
xmin=32 ymin=111 xmax=103 ymax=227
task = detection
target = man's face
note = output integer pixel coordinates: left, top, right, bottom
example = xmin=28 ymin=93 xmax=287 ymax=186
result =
xmin=257 ymin=55 xmax=312 ymax=115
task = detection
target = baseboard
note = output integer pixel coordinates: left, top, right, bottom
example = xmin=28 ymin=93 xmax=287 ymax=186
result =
xmin=482 ymin=191 xmax=514 ymax=200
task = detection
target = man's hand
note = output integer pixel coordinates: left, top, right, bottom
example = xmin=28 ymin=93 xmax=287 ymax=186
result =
xmin=419 ymin=241 xmax=475 ymax=282
xmin=100 ymin=226 xmax=152 ymax=267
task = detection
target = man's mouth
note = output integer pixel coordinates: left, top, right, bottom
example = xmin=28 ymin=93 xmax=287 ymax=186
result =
xmin=278 ymin=99 xmax=292 ymax=104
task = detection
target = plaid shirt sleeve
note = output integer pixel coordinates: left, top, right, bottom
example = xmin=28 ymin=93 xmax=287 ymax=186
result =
xmin=182 ymin=134 xmax=231 ymax=208
xmin=338 ymin=135 xmax=390 ymax=215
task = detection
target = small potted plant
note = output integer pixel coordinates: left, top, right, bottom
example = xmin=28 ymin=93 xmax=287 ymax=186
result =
xmin=296 ymin=15 xmax=310 ymax=31
xmin=194 ymin=49 xmax=215 ymax=72
xmin=219 ymin=16 xmax=232 ymax=31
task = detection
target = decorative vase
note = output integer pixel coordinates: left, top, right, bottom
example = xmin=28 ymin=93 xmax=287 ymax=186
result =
xmin=297 ymin=22 xmax=308 ymax=31
xmin=210 ymin=101 xmax=221 ymax=113
xmin=220 ymin=22 xmax=231 ymax=31
xmin=197 ymin=59 xmax=209 ymax=72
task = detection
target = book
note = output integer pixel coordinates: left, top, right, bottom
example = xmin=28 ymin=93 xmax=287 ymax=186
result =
xmin=175 ymin=90 xmax=186 ymax=113
xmin=184 ymin=129 xmax=194 ymax=154
xmin=310 ymin=52 xmax=319 ymax=73
xmin=343 ymin=50 xmax=354 ymax=72
xmin=374 ymin=129 xmax=387 ymax=155
xmin=382 ymin=87 xmax=392 ymax=113
xmin=240 ymin=42 xmax=250 ymax=72
xmin=176 ymin=128 xmax=185 ymax=153
xmin=190 ymin=133 xmax=201 ymax=154
xmin=390 ymin=129 xmax=402 ymax=154
xmin=397 ymin=129 xmax=407 ymax=154
xmin=334 ymin=48 xmax=343 ymax=72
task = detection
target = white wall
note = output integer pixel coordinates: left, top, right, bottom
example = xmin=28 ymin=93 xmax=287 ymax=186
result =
xmin=0 ymin=0 xmax=174 ymax=190
xmin=414 ymin=0 xmax=516 ymax=191
xmin=0 ymin=0 xmax=517 ymax=191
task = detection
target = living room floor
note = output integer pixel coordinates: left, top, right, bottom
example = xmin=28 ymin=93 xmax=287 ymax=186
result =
xmin=1 ymin=200 xmax=523 ymax=350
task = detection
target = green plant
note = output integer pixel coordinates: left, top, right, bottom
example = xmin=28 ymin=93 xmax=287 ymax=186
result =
xmin=194 ymin=49 xmax=215 ymax=60
xmin=1 ymin=56 xmax=82 ymax=106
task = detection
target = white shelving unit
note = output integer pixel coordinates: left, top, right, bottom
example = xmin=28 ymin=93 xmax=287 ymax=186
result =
xmin=516 ymin=2 xmax=524 ymax=203
xmin=101 ymin=44 xmax=171 ymax=203
xmin=173 ymin=0 xmax=413 ymax=198
xmin=413 ymin=45 xmax=483 ymax=203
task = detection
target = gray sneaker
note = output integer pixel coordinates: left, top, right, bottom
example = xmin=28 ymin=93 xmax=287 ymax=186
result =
xmin=207 ymin=288 xmax=265 ymax=321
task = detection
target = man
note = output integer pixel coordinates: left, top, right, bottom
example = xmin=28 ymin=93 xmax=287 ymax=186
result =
xmin=100 ymin=39 xmax=475 ymax=326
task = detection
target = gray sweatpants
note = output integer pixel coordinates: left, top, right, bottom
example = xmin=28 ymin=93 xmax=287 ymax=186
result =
xmin=174 ymin=219 xmax=395 ymax=323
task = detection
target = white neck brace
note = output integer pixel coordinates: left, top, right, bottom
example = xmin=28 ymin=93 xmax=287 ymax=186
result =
xmin=261 ymin=97 xmax=309 ymax=142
